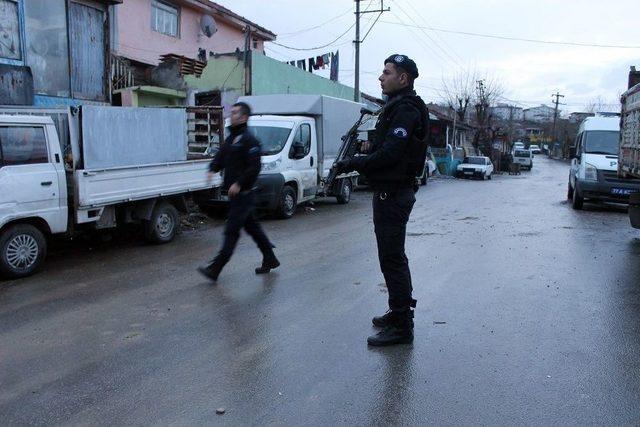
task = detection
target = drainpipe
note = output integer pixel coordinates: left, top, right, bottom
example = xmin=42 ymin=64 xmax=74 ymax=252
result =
xmin=243 ymin=25 xmax=252 ymax=96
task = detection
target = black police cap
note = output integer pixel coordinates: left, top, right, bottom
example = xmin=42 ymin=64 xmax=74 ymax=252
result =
xmin=384 ymin=54 xmax=419 ymax=79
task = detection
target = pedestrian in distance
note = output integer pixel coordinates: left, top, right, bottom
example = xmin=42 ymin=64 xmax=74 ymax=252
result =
xmin=198 ymin=102 xmax=280 ymax=282
xmin=336 ymin=54 xmax=429 ymax=346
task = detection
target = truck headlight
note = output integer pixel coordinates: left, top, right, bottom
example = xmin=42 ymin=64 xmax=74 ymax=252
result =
xmin=261 ymin=159 xmax=281 ymax=172
xmin=584 ymin=162 xmax=598 ymax=181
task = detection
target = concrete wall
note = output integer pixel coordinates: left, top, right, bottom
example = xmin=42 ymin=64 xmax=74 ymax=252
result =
xmin=251 ymin=52 xmax=355 ymax=101
xmin=115 ymin=0 xmax=264 ymax=65
xmin=184 ymin=54 xmax=245 ymax=112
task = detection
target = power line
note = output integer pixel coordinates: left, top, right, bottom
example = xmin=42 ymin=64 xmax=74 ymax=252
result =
xmin=278 ymin=8 xmax=353 ymax=37
xmin=270 ymin=23 xmax=355 ymax=51
xmin=396 ymin=0 xmax=466 ymax=65
xmin=389 ymin=11 xmax=450 ymax=67
xmin=379 ymin=20 xmax=640 ymax=49
xmin=390 ymin=0 xmax=463 ymax=68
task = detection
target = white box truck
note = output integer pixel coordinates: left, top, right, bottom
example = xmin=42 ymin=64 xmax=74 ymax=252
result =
xmin=0 ymin=106 xmax=223 ymax=279
xmin=207 ymin=95 xmax=366 ymax=218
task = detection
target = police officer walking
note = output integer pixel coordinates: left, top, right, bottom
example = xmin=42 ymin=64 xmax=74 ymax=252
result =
xmin=337 ymin=55 xmax=428 ymax=346
xmin=198 ymin=102 xmax=280 ymax=282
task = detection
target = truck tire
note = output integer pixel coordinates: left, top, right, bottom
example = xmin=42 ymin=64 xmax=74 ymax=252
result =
xmin=336 ymin=178 xmax=352 ymax=204
xmin=144 ymin=202 xmax=179 ymax=244
xmin=276 ymin=185 xmax=297 ymax=219
xmin=572 ymin=183 xmax=584 ymax=210
xmin=0 ymin=224 xmax=47 ymax=279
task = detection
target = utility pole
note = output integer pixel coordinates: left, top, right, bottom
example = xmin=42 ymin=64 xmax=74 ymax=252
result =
xmin=551 ymin=91 xmax=565 ymax=141
xmin=551 ymin=91 xmax=565 ymax=158
xmin=354 ymin=0 xmax=389 ymax=102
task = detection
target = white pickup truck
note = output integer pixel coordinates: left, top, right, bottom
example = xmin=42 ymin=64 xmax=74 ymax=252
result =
xmin=0 ymin=106 xmax=222 ymax=279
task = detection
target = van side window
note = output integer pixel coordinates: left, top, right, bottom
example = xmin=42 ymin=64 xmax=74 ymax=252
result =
xmin=290 ymin=123 xmax=311 ymax=157
xmin=0 ymin=126 xmax=48 ymax=166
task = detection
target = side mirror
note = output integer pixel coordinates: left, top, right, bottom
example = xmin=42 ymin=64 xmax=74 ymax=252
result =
xmin=291 ymin=141 xmax=306 ymax=159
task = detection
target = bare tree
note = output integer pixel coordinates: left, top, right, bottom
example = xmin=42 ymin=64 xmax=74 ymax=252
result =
xmin=441 ymin=70 xmax=504 ymax=123
xmin=584 ymin=95 xmax=620 ymax=113
xmin=441 ymin=70 xmax=475 ymax=122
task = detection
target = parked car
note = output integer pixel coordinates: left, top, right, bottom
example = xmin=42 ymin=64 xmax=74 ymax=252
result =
xmin=530 ymin=144 xmax=542 ymax=154
xmin=513 ymin=149 xmax=533 ymax=170
xmin=513 ymin=141 xmax=525 ymax=151
xmin=456 ymin=156 xmax=494 ymax=180
xmin=568 ymin=116 xmax=640 ymax=210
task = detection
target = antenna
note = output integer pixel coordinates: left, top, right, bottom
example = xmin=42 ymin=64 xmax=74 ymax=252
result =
xmin=200 ymin=15 xmax=217 ymax=38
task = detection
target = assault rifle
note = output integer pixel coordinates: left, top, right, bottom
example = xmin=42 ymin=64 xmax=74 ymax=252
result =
xmin=323 ymin=107 xmax=377 ymax=193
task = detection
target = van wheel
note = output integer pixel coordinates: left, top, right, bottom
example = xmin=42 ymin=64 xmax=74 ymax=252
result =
xmin=276 ymin=185 xmax=297 ymax=219
xmin=144 ymin=202 xmax=179 ymax=243
xmin=0 ymin=224 xmax=47 ymax=279
xmin=336 ymin=179 xmax=352 ymax=204
xmin=572 ymin=183 xmax=584 ymax=210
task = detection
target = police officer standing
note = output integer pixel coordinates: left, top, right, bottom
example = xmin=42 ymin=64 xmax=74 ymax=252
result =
xmin=198 ymin=102 xmax=280 ymax=282
xmin=337 ymin=55 xmax=428 ymax=346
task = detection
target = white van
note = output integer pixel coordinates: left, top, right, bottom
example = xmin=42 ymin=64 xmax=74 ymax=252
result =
xmin=512 ymin=148 xmax=533 ymax=170
xmin=568 ymin=116 xmax=640 ymax=209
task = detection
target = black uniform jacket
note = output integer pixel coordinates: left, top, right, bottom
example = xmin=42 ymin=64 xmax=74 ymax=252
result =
xmin=351 ymin=87 xmax=426 ymax=190
xmin=209 ymin=123 xmax=262 ymax=192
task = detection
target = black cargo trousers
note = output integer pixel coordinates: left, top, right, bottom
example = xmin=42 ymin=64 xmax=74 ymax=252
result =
xmin=213 ymin=190 xmax=273 ymax=267
xmin=372 ymin=187 xmax=416 ymax=311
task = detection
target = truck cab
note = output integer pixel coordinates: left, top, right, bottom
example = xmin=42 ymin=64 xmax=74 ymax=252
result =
xmin=251 ymin=115 xmax=318 ymax=217
xmin=0 ymin=116 xmax=68 ymax=277
xmin=568 ymin=116 xmax=640 ymax=209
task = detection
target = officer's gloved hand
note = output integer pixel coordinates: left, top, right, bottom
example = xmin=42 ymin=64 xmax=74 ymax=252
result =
xmin=335 ymin=159 xmax=354 ymax=173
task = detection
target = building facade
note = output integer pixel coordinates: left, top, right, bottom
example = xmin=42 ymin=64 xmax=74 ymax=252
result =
xmin=490 ymin=103 xmax=524 ymax=121
xmin=112 ymin=0 xmax=276 ymax=67
xmin=0 ymin=0 xmax=121 ymax=106
xmin=523 ymin=104 xmax=556 ymax=123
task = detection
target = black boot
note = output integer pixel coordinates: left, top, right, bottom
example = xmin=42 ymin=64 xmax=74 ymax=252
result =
xmin=255 ymin=252 xmax=280 ymax=274
xmin=197 ymin=259 xmax=223 ymax=282
xmin=367 ymin=310 xmax=414 ymax=346
xmin=372 ymin=299 xmax=417 ymax=328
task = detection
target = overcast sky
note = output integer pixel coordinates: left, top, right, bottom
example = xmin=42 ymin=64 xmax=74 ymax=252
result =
xmin=214 ymin=0 xmax=639 ymax=113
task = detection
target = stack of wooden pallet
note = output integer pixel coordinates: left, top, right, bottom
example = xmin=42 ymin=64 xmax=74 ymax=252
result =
xmin=159 ymin=54 xmax=206 ymax=77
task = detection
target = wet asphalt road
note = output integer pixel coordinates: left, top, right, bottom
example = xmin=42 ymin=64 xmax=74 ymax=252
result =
xmin=2 ymin=157 xmax=640 ymax=425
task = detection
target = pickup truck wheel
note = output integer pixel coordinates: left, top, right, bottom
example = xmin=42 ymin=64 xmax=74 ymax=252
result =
xmin=572 ymin=183 xmax=584 ymax=210
xmin=276 ymin=185 xmax=297 ymax=219
xmin=0 ymin=224 xmax=47 ymax=279
xmin=336 ymin=179 xmax=352 ymax=204
xmin=145 ymin=202 xmax=179 ymax=243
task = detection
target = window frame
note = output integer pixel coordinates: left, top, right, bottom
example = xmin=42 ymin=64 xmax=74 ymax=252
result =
xmin=0 ymin=124 xmax=50 ymax=167
xmin=0 ymin=0 xmax=25 ymax=65
xmin=151 ymin=0 xmax=180 ymax=38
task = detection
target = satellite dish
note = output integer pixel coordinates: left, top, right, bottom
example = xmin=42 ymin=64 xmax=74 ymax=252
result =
xmin=200 ymin=15 xmax=217 ymax=38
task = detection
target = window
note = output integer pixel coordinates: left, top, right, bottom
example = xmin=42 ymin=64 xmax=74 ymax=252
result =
xmin=24 ymin=0 xmax=71 ymax=97
xmin=0 ymin=126 xmax=48 ymax=166
xmin=0 ymin=0 xmax=22 ymax=60
xmin=290 ymin=123 xmax=311 ymax=157
xmin=152 ymin=0 xmax=179 ymax=37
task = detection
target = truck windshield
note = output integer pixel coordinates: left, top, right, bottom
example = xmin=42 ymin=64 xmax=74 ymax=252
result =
xmin=248 ymin=126 xmax=293 ymax=155
xmin=584 ymin=131 xmax=619 ymax=155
